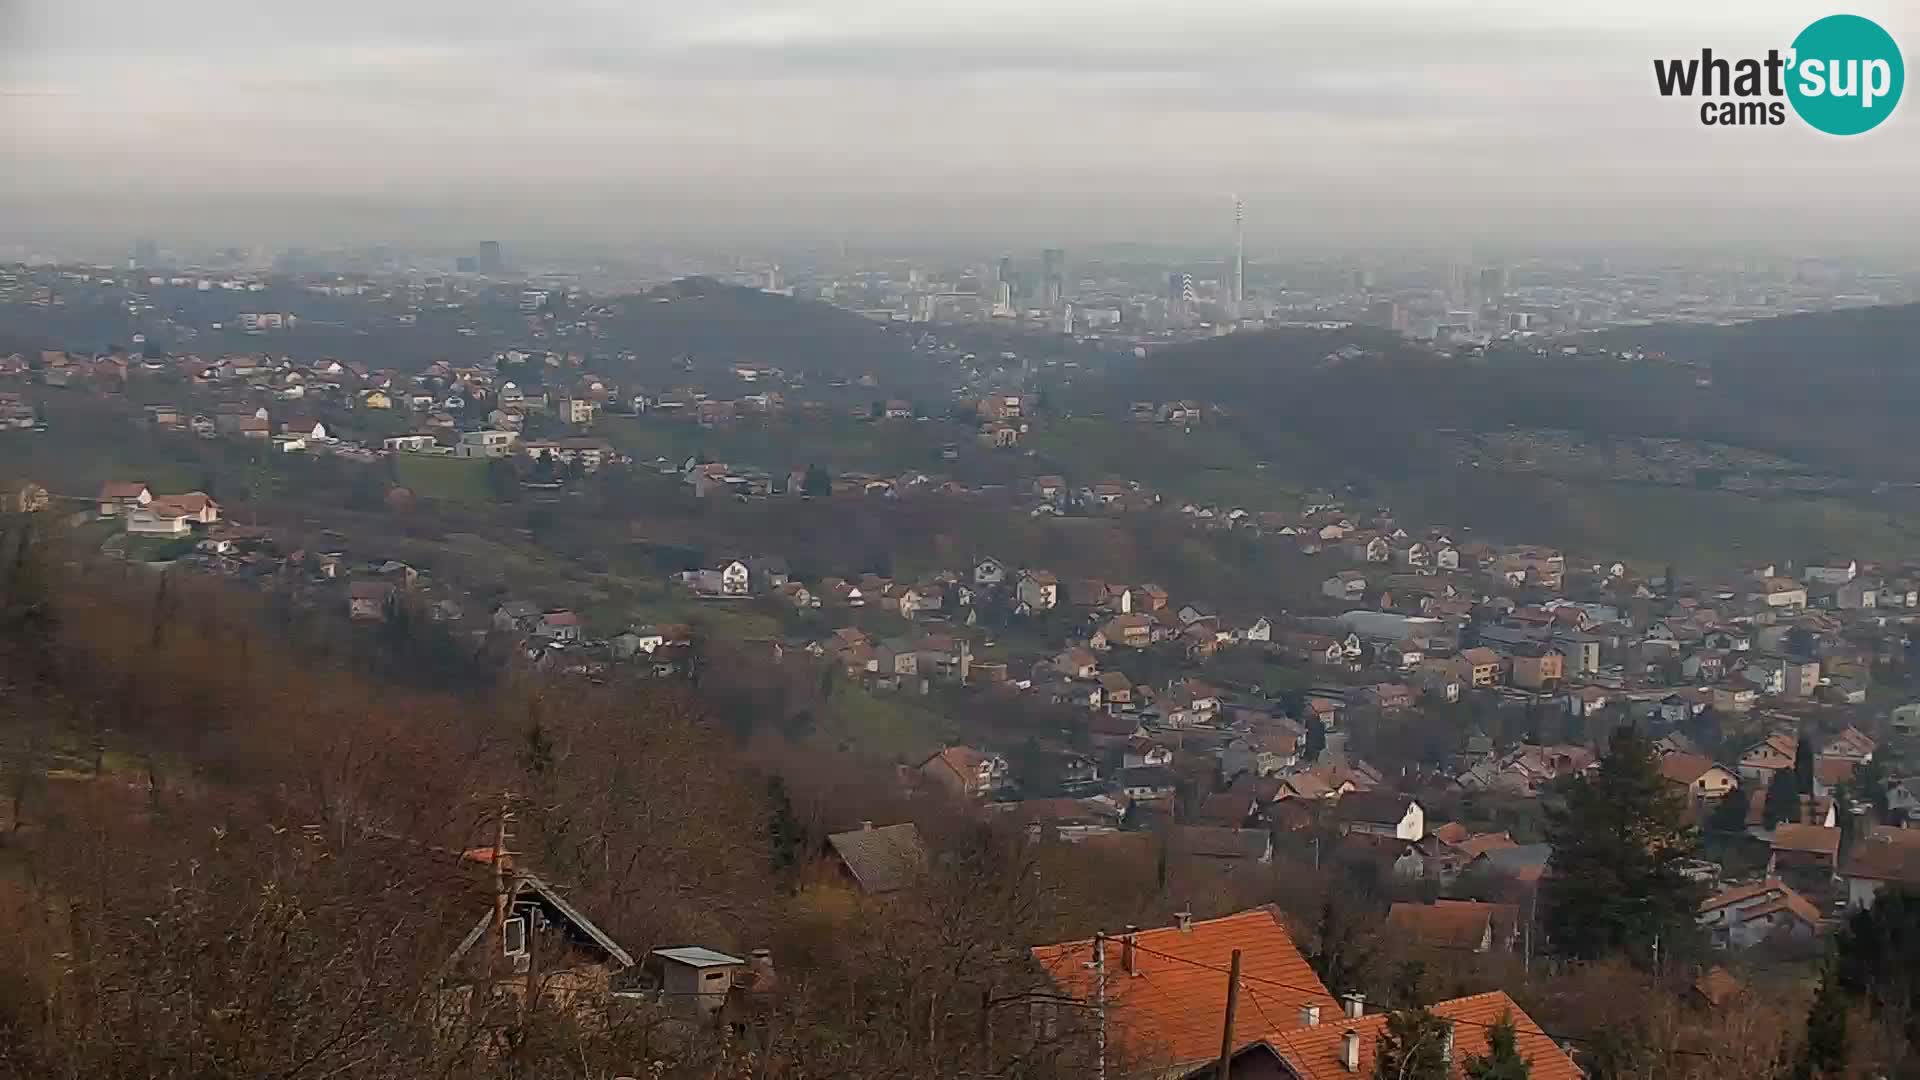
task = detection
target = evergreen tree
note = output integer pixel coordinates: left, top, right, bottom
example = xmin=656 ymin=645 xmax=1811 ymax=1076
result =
xmin=1835 ymin=889 xmax=1920 ymax=1053
xmin=1372 ymin=1007 xmax=1453 ymax=1080
xmin=1852 ymin=758 xmax=1892 ymax=824
xmin=1391 ymin=958 xmax=1428 ymax=1009
xmin=1543 ymin=726 xmax=1705 ymax=963
xmin=1305 ymin=715 xmax=1328 ymax=764
xmin=766 ymin=775 xmax=803 ymax=873
xmin=1795 ymin=952 xmax=1848 ymax=1080
xmin=1794 ymin=732 xmax=1816 ymax=795
xmin=1707 ymin=788 xmax=1750 ymax=834
xmin=1764 ymin=767 xmax=1803 ymax=827
xmin=1463 ymin=1009 xmax=1531 ymax=1080
xmin=1309 ymin=899 xmax=1376 ymax=996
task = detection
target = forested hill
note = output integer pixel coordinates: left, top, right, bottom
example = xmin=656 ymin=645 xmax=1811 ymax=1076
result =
xmin=0 ymin=273 xmax=937 ymax=395
xmin=1107 ymin=304 xmax=1920 ymax=481
xmin=605 ymin=277 xmax=928 ymax=387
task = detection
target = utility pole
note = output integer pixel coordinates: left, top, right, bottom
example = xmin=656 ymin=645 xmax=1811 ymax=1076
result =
xmin=1524 ymin=890 xmax=1535 ymax=977
xmin=1215 ymin=949 xmax=1243 ymax=1080
xmin=1093 ymin=931 xmax=1108 ymax=1080
xmin=490 ymin=793 xmax=515 ymax=987
xmin=979 ymin=986 xmax=993 ymax=1078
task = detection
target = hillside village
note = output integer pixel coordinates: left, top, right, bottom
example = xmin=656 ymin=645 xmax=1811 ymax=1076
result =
xmin=12 ymin=336 xmax=1919 ymax=926
xmin=6 ymin=269 xmax=1920 ymax=1075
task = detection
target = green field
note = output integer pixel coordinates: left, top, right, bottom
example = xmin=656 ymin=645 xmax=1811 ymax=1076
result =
xmin=600 ymin=415 xmax=956 ymax=475
xmin=1026 ymin=419 xmax=1315 ymax=511
xmin=394 ymin=455 xmax=491 ymax=503
xmin=1396 ymin=473 xmax=1920 ymax=573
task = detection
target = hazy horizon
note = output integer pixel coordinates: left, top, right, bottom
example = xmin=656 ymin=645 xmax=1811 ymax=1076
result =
xmin=5 ymin=0 xmax=1917 ymax=254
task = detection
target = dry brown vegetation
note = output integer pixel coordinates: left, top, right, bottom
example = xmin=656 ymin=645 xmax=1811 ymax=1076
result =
xmin=0 ymin=513 xmax=1912 ymax=1078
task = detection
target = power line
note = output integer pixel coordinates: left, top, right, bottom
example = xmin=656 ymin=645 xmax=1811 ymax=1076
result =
xmin=1122 ymin=939 xmax=1715 ymax=1060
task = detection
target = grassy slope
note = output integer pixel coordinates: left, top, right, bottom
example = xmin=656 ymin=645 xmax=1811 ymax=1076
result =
xmin=393 ymin=455 xmax=491 ymax=503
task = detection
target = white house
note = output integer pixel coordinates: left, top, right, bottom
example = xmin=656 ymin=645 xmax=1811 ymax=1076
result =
xmin=125 ymin=507 xmax=192 ymax=537
xmin=455 ymin=429 xmax=520 ymax=458
xmin=1016 ymin=571 xmax=1059 ymax=611
xmin=1803 ymin=560 xmax=1858 ymax=585
xmin=1334 ymin=793 xmax=1424 ymax=840
xmin=973 ymin=557 xmax=1006 ymax=586
xmin=1697 ymin=879 xmax=1822 ymax=949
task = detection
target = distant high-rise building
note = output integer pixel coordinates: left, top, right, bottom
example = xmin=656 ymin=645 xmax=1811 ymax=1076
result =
xmin=1040 ymin=248 xmax=1065 ymax=309
xmin=478 ymin=240 xmax=503 ymax=274
xmin=1479 ymin=265 xmax=1508 ymax=303
xmin=1446 ymin=256 xmax=1472 ymax=307
xmin=993 ymin=281 xmax=1013 ymax=317
xmin=1352 ymin=268 xmax=1373 ymax=293
xmin=132 ymin=238 xmax=158 ymax=268
xmin=455 ymin=256 xmax=478 ymax=274
xmin=1368 ymin=299 xmax=1409 ymax=334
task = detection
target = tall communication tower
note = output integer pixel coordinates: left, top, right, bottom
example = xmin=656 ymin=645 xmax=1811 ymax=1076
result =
xmin=1231 ymin=195 xmax=1246 ymax=319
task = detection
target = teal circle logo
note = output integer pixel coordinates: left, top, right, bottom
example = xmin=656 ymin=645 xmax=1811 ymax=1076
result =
xmin=1788 ymin=14 xmax=1904 ymax=135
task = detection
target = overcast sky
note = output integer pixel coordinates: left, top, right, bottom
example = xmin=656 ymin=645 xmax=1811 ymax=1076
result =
xmin=3 ymin=0 xmax=1916 ymax=253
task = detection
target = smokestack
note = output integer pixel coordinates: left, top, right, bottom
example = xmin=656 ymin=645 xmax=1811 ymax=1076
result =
xmin=1175 ymin=908 xmax=1193 ymax=933
xmin=1299 ymin=1004 xmax=1321 ymax=1027
xmin=861 ymin=820 xmax=874 ymax=831
xmin=1122 ymin=926 xmax=1137 ymax=975
xmin=1342 ymin=992 xmax=1365 ymax=1019
xmin=1340 ymin=1029 xmax=1361 ymax=1072
xmin=748 ymin=948 xmax=775 ymax=990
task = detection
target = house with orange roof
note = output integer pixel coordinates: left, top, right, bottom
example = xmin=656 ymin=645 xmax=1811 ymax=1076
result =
xmin=1384 ymin=899 xmax=1520 ymax=954
xmin=1197 ymin=990 xmax=1581 ymax=1079
xmin=1768 ymin=822 xmax=1842 ymax=886
xmin=96 ymin=480 xmax=151 ymax=517
xmin=918 ymin=745 xmax=1009 ymax=800
xmin=1030 ymin=907 xmax=1335 ymax=1077
xmin=1658 ymin=753 xmax=1740 ymax=803
xmin=1737 ymin=732 xmax=1798 ymax=783
xmin=1842 ymin=825 xmax=1920 ymax=911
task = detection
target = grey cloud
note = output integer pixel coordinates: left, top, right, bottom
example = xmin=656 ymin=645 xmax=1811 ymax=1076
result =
xmin=2 ymin=0 xmax=1915 ymax=251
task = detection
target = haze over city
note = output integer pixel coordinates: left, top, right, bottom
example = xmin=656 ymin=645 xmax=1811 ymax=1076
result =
xmin=5 ymin=0 xmax=1919 ymax=253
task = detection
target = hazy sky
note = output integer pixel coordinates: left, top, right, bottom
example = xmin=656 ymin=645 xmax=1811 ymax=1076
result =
xmin=3 ymin=0 xmax=1917 ymax=252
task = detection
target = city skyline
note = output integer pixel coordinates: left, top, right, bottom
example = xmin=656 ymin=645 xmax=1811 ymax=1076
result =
xmin=3 ymin=0 xmax=1918 ymax=252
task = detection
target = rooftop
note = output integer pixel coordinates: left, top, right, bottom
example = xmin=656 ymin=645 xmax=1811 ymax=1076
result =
xmin=652 ymin=946 xmax=745 ymax=968
xmin=1031 ymin=907 xmax=1334 ymax=1071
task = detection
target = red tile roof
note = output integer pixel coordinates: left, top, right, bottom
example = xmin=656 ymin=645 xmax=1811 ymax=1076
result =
xmin=1658 ymin=753 xmax=1717 ymax=786
xmin=1843 ymin=826 xmax=1920 ymax=885
xmin=1031 ymin=907 xmax=1333 ymax=1072
xmin=1270 ymin=991 xmax=1581 ymax=1080
xmin=1384 ymin=900 xmax=1517 ymax=951
xmin=1770 ymin=823 xmax=1841 ymax=857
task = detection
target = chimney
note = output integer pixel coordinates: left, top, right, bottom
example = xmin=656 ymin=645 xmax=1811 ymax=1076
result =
xmin=1342 ymin=992 xmax=1366 ymax=1019
xmin=1299 ymin=1004 xmax=1321 ymax=1027
xmin=748 ymin=948 xmax=775 ymax=990
xmin=860 ymin=820 xmax=874 ymax=831
xmin=1122 ymin=926 xmax=1138 ymax=975
xmin=1175 ymin=908 xmax=1193 ymax=933
xmin=1340 ymin=1029 xmax=1361 ymax=1072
